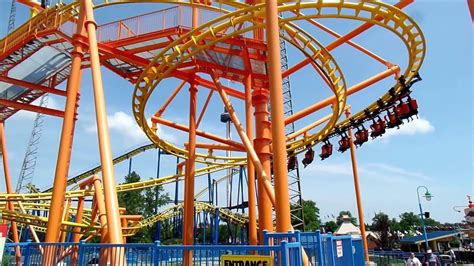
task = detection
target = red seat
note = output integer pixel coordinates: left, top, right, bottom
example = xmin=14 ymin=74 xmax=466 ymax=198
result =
xmin=385 ymin=110 xmax=402 ymax=128
xmin=407 ymin=98 xmax=419 ymax=118
xmin=370 ymin=119 xmax=386 ymax=139
xmin=287 ymin=156 xmax=297 ymax=171
xmin=302 ymin=148 xmax=314 ymax=168
xmin=354 ymin=129 xmax=369 ymax=146
xmin=338 ymin=137 xmax=351 ymax=152
xmin=397 ymin=102 xmax=411 ymax=120
xmin=319 ymin=143 xmax=333 ymax=160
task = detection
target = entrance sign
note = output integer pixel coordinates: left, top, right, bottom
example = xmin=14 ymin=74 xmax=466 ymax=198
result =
xmin=221 ymin=255 xmax=274 ymax=266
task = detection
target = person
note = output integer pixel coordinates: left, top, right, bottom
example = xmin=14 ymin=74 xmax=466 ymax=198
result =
xmin=406 ymin=252 xmax=422 ymax=266
xmin=422 ymin=249 xmax=441 ymax=266
xmin=448 ymin=248 xmax=456 ymax=264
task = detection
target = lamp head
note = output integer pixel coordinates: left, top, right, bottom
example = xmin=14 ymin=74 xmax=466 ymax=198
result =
xmin=424 ymin=191 xmax=433 ymax=201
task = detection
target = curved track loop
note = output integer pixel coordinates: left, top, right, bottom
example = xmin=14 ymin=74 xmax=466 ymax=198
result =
xmin=133 ymin=2 xmax=347 ymax=163
xmin=133 ymin=0 xmax=425 ymax=160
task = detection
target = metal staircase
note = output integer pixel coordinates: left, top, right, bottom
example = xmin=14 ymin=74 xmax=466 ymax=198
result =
xmin=15 ymin=95 xmax=48 ymax=194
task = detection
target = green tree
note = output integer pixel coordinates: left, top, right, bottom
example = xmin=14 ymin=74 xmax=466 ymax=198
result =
xmin=336 ymin=211 xmax=357 ymax=226
xmin=118 ymin=171 xmax=170 ymax=243
xmin=292 ymin=199 xmax=321 ymax=231
xmin=324 ymin=221 xmax=338 ymax=233
xmin=371 ymin=212 xmax=399 ymax=249
xmin=118 ymin=171 xmax=142 ymax=214
xmin=424 ymin=217 xmax=441 ymax=226
xmin=399 ymin=212 xmax=421 ymax=236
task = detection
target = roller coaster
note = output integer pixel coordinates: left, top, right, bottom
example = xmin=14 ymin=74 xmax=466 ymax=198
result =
xmin=0 ymin=0 xmax=426 ymax=265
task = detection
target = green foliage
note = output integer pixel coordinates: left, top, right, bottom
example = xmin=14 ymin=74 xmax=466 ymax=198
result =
xmin=2 ymin=253 xmax=13 ymax=266
xmin=336 ymin=211 xmax=357 ymax=226
xmin=371 ymin=212 xmax=399 ymax=249
xmin=118 ymin=172 xmax=141 ymax=214
xmin=399 ymin=212 xmax=421 ymax=236
xmin=324 ymin=221 xmax=338 ymax=233
xmin=292 ymin=199 xmax=321 ymax=231
xmin=424 ymin=217 xmax=441 ymax=226
xmin=398 ymin=212 xmax=441 ymax=236
xmin=449 ymin=236 xmax=461 ymax=248
xmin=118 ymin=171 xmax=170 ymax=243
xmin=302 ymin=200 xmax=321 ymax=231
xmin=217 ymin=224 xmax=243 ymax=243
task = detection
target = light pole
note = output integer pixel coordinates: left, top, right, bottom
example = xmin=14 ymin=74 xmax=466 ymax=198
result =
xmin=417 ymin=185 xmax=432 ymax=251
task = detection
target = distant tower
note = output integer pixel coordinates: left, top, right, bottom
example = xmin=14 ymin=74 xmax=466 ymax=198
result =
xmin=15 ymin=95 xmax=48 ymax=194
xmin=7 ymin=0 xmax=17 ymax=33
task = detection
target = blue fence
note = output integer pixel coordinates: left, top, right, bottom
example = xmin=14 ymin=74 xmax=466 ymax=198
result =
xmin=263 ymin=230 xmax=365 ymax=266
xmin=3 ymin=240 xmax=302 ymax=266
xmin=3 ymin=231 xmax=366 ymax=266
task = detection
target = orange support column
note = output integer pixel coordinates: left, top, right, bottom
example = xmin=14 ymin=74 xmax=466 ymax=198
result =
xmin=346 ymin=108 xmax=370 ymax=262
xmin=0 ymin=122 xmax=21 ymax=266
xmin=245 ymin=75 xmax=257 ymax=245
xmin=44 ymin=2 xmax=85 ymax=247
xmin=211 ymin=73 xmax=276 ymax=206
xmin=211 ymin=72 xmax=316 ymax=263
xmin=183 ymin=5 xmax=199 ymax=265
xmin=183 ymin=82 xmax=197 ymax=266
xmin=72 ymin=195 xmax=85 ymax=242
xmin=59 ymin=199 xmax=72 ymax=243
xmin=121 ymin=217 xmax=128 ymax=243
xmin=71 ymin=193 xmax=85 ymax=265
xmin=93 ymin=176 xmax=109 ymax=239
xmin=252 ymin=88 xmax=274 ymax=239
xmin=82 ymin=0 xmax=124 ymax=245
xmin=93 ymin=175 xmax=111 ymax=265
xmin=264 ymin=0 xmax=292 ymax=232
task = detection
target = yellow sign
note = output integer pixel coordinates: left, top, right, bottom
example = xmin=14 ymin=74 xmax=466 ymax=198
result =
xmin=221 ymin=255 xmax=274 ymax=266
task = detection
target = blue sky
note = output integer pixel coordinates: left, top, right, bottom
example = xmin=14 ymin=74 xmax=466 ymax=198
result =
xmin=0 ymin=1 xmax=472 ymax=225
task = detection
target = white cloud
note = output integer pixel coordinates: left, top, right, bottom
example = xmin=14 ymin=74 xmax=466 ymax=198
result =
xmin=379 ymin=117 xmax=434 ymax=141
xmin=86 ymin=111 xmax=148 ymax=145
xmin=362 ymin=162 xmax=432 ymax=184
xmin=303 ymin=160 xmax=431 ymax=184
xmin=85 ymin=111 xmax=176 ymax=145
xmin=299 ymin=161 xmax=438 ymax=222
xmin=304 ymin=161 xmax=352 ymax=177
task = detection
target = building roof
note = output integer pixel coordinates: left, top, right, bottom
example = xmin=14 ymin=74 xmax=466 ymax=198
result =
xmin=400 ymin=230 xmax=459 ymax=245
xmin=335 ymin=222 xmax=360 ymax=235
xmin=335 ymin=215 xmax=360 ymax=235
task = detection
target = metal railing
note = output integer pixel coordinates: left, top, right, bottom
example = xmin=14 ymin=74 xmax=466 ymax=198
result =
xmin=3 ymin=239 xmax=302 ymax=266
xmin=2 ymin=231 xmax=368 ymax=266
xmin=369 ymin=250 xmax=446 ymax=266
xmin=96 ymin=5 xmax=224 ymax=44
xmin=264 ymin=230 xmax=365 ymax=266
